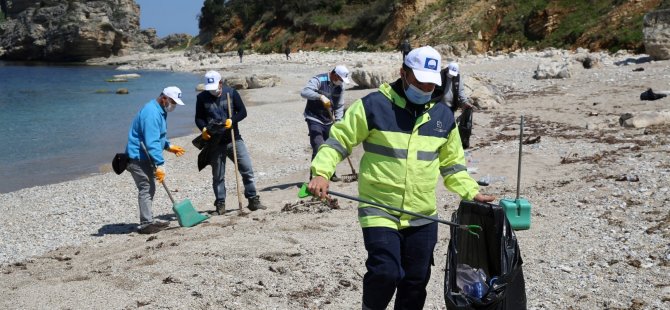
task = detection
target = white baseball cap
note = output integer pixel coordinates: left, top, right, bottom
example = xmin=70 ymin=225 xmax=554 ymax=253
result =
xmin=447 ymin=62 xmax=459 ymax=77
xmin=204 ymin=71 xmax=222 ymax=91
xmin=162 ymin=86 xmax=184 ymax=105
xmin=403 ymin=46 xmax=442 ymax=86
xmin=333 ymin=65 xmax=351 ymax=84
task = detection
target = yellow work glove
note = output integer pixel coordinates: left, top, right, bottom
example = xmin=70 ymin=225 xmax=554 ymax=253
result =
xmin=168 ymin=145 xmax=185 ymax=157
xmin=320 ymin=95 xmax=331 ymax=109
xmin=201 ymin=128 xmax=211 ymax=141
xmin=155 ymin=167 xmax=165 ymax=183
xmin=224 ymin=119 xmax=232 ymax=129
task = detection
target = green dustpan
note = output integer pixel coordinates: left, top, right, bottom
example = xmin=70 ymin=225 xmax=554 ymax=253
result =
xmin=172 ymin=198 xmax=209 ymax=228
xmin=140 ymin=143 xmax=208 ymax=228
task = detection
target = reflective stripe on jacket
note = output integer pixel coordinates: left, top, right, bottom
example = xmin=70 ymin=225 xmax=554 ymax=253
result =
xmin=311 ymin=83 xmax=479 ymax=230
xmin=301 ymin=73 xmax=344 ymax=124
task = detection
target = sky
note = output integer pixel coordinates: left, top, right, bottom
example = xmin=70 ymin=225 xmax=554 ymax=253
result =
xmin=135 ymin=0 xmax=203 ymax=37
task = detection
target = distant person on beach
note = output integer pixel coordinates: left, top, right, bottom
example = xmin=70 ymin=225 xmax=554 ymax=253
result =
xmin=284 ymin=46 xmax=291 ymax=60
xmin=300 ymin=65 xmax=350 ymax=182
xmin=307 ymin=46 xmax=495 ymax=309
xmin=125 ymin=86 xmax=186 ymax=234
xmin=237 ymin=46 xmax=244 ymax=63
xmin=195 ymin=70 xmax=266 ymax=215
xmin=400 ymin=38 xmax=411 ymax=61
xmin=437 ymin=62 xmax=474 ymax=149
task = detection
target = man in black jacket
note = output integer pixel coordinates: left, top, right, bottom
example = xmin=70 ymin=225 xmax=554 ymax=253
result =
xmin=438 ymin=62 xmax=475 ymax=149
xmin=195 ymin=71 xmax=266 ymax=215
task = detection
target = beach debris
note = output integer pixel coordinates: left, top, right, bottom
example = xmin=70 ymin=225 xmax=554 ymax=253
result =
xmin=632 ymin=67 xmax=644 ymax=72
xmin=523 ymin=136 xmax=541 ymax=144
xmin=640 ymin=88 xmax=667 ymax=101
xmin=116 ymin=88 xmax=129 ymax=94
xmin=162 ymin=276 xmax=181 ymax=284
xmin=282 ymin=197 xmax=339 ymax=213
xmin=615 ymin=174 xmax=639 ymax=182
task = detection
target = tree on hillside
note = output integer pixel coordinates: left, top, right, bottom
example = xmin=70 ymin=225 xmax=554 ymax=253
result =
xmin=1 ymin=0 xmax=8 ymax=19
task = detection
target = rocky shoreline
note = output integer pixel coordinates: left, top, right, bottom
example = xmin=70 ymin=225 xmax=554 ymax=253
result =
xmin=1 ymin=48 xmax=669 ymax=309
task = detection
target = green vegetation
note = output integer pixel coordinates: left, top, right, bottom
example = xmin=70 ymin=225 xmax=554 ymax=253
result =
xmin=199 ymin=0 xmax=667 ymax=53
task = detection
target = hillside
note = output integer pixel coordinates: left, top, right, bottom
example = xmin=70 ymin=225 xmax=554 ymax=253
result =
xmin=199 ymin=0 xmax=670 ymax=54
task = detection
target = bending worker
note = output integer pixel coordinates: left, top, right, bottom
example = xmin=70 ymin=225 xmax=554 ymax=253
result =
xmin=301 ymin=65 xmax=350 ymax=182
xmin=307 ymin=46 xmax=495 ymax=309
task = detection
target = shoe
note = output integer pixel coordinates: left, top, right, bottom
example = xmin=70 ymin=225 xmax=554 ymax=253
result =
xmin=215 ymin=201 xmax=225 ymax=215
xmin=153 ymin=219 xmax=170 ymax=227
xmin=330 ymin=174 xmax=341 ymax=182
xmin=137 ymin=222 xmax=165 ymax=234
xmin=247 ymin=196 xmax=267 ymax=211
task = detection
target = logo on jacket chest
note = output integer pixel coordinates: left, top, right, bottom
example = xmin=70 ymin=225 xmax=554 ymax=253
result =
xmin=433 ymin=120 xmax=448 ymax=133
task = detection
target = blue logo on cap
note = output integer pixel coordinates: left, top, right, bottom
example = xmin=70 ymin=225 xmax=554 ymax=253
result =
xmin=424 ymin=58 xmax=438 ymax=71
xmin=207 ymin=78 xmax=215 ymax=83
xmin=178 ymin=93 xmax=182 ymax=99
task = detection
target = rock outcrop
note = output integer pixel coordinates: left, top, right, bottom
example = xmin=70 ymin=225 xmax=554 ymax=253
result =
xmin=643 ymin=9 xmax=670 ymax=61
xmin=0 ymin=0 xmax=151 ymax=61
xmin=533 ymin=61 xmax=571 ymax=79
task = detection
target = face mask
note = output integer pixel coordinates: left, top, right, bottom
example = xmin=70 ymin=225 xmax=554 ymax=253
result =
xmin=165 ymin=102 xmax=176 ymax=112
xmin=333 ymin=80 xmax=342 ymax=86
xmin=209 ymin=89 xmax=220 ymax=96
xmin=403 ymin=73 xmax=433 ymax=105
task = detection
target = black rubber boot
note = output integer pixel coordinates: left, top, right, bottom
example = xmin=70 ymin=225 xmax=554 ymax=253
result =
xmin=215 ymin=201 xmax=225 ymax=215
xmin=247 ymin=196 xmax=267 ymax=211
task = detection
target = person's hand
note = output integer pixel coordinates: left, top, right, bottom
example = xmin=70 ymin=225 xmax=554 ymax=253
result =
xmin=473 ymin=193 xmax=496 ymax=203
xmin=167 ymin=145 xmax=185 ymax=157
xmin=201 ymin=128 xmax=211 ymax=141
xmin=224 ymin=119 xmax=232 ymax=129
xmin=155 ymin=166 xmax=165 ymax=183
xmin=320 ymin=95 xmax=331 ymax=109
xmin=308 ymin=175 xmax=330 ymax=200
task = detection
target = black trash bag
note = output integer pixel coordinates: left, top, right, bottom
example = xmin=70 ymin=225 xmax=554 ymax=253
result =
xmin=640 ymin=88 xmax=667 ymax=101
xmin=444 ymin=201 xmax=527 ymax=310
xmin=112 ymin=153 xmax=128 ymax=175
xmin=457 ymin=108 xmax=473 ymax=149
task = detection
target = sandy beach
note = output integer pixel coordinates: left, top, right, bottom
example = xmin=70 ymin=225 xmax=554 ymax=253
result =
xmin=1 ymin=48 xmax=669 ymax=309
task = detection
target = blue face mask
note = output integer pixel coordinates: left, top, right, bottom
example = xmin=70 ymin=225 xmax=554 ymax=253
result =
xmin=403 ymin=74 xmax=433 ymax=105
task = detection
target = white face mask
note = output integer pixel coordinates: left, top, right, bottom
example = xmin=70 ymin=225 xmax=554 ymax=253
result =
xmin=166 ymin=102 xmax=176 ymax=112
xmin=333 ymin=80 xmax=342 ymax=86
xmin=209 ymin=89 xmax=220 ymax=96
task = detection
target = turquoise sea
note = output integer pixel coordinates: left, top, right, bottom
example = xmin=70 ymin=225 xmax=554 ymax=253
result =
xmin=0 ymin=61 xmax=201 ymax=193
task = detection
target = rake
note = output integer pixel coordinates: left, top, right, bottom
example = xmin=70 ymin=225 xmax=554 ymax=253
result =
xmin=341 ymin=156 xmax=358 ymax=183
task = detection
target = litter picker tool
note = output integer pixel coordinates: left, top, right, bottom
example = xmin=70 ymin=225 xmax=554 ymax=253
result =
xmin=298 ymin=183 xmax=481 ymax=237
xmin=341 ymin=156 xmax=358 ymax=183
xmin=499 ymin=115 xmax=532 ymax=230
xmin=140 ymin=143 xmax=208 ymax=227
xmin=227 ymin=92 xmax=247 ymax=216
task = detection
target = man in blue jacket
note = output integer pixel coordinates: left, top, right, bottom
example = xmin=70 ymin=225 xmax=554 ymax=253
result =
xmin=195 ymin=71 xmax=266 ymax=215
xmin=126 ymin=86 xmax=186 ymax=234
xmin=301 ymin=65 xmax=350 ymax=182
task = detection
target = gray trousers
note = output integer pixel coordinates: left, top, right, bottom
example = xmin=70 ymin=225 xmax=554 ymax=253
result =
xmin=127 ymin=159 xmax=155 ymax=224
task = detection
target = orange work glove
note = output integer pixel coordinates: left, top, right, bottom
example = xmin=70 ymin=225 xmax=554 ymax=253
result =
xmin=320 ymin=95 xmax=331 ymax=109
xmin=201 ymin=128 xmax=211 ymax=141
xmin=155 ymin=167 xmax=165 ymax=183
xmin=167 ymin=145 xmax=185 ymax=157
xmin=224 ymin=119 xmax=232 ymax=129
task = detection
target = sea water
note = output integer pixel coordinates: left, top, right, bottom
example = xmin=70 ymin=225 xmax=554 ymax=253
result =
xmin=0 ymin=61 xmax=202 ymax=193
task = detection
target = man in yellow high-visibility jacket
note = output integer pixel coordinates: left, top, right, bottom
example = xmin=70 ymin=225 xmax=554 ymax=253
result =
xmin=308 ymin=46 xmax=495 ymax=310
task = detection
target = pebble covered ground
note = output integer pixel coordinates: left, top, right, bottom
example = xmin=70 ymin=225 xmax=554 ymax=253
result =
xmin=1 ymin=48 xmax=669 ymax=309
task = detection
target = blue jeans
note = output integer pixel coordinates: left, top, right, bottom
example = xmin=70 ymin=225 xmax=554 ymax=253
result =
xmin=361 ymin=223 xmax=438 ymax=310
xmin=209 ymin=139 xmax=257 ymax=203
xmin=306 ymin=120 xmax=332 ymax=160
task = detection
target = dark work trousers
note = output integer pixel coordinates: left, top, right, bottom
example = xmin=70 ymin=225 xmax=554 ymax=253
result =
xmin=307 ymin=120 xmax=332 ymax=160
xmin=361 ymin=222 xmax=438 ymax=310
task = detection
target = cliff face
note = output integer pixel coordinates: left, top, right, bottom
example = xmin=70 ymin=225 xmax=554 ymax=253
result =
xmin=0 ymin=0 xmax=150 ymax=61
